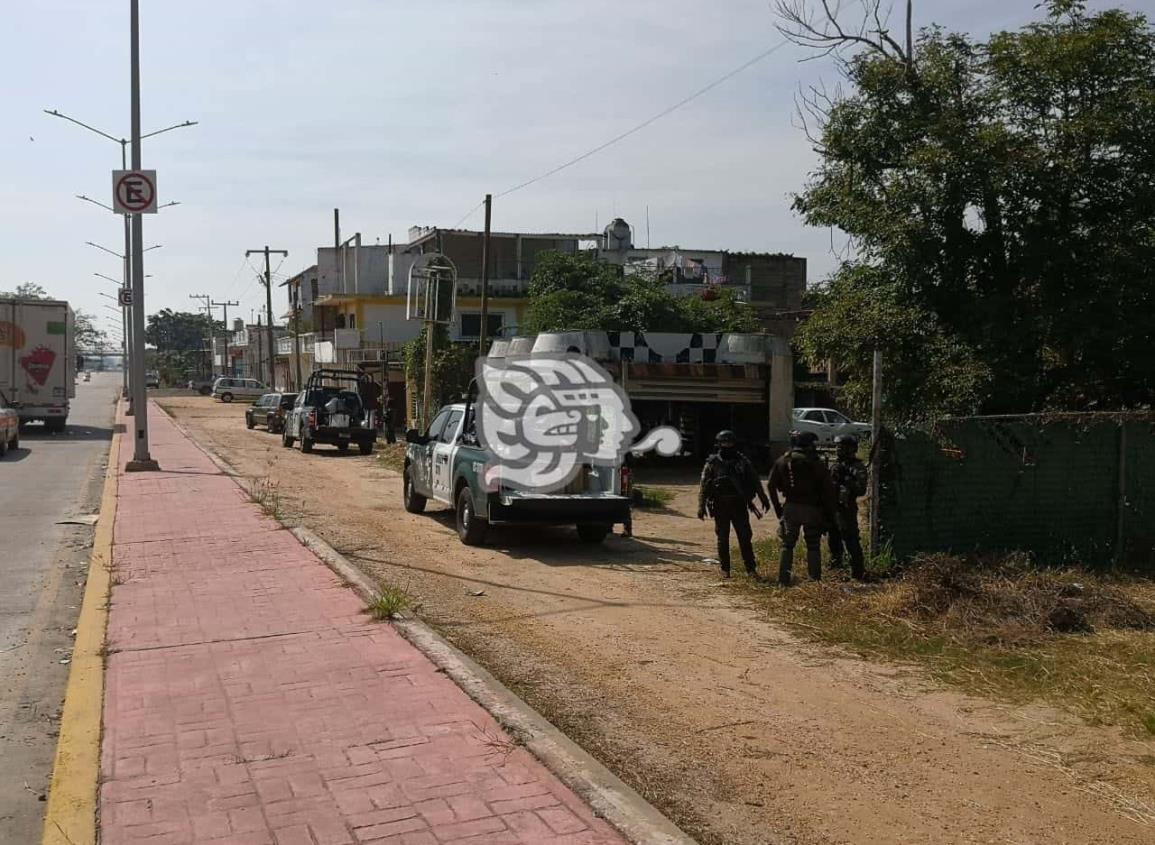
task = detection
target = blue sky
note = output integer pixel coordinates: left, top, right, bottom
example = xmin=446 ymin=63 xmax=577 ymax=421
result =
xmin=1 ymin=1 xmax=1145 ymax=339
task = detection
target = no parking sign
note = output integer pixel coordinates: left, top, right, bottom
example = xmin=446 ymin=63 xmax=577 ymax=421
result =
xmin=111 ymin=170 xmax=158 ymax=214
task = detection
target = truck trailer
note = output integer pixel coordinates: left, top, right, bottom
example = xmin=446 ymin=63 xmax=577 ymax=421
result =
xmin=0 ymin=298 xmax=76 ymax=432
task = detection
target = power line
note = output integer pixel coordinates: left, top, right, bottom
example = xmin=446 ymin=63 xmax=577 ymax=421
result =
xmin=493 ymin=39 xmax=790 ymax=201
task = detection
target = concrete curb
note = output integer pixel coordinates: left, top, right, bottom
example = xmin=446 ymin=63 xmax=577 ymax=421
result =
xmin=41 ymin=414 xmax=121 ymax=845
xmin=154 ymin=401 xmax=698 ymax=845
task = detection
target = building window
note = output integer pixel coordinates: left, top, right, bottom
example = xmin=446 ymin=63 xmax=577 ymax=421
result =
xmin=348 ymin=314 xmax=356 ymax=329
xmin=459 ymin=313 xmax=504 ymax=339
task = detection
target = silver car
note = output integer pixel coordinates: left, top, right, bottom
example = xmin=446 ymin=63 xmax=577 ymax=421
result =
xmin=791 ymin=407 xmax=872 ymax=444
xmin=211 ymin=377 xmax=268 ymax=403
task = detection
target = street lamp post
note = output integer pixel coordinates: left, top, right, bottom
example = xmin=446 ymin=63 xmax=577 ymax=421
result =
xmin=87 ymin=241 xmax=160 ymax=411
xmin=44 ymin=38 xmax=196 ymax=469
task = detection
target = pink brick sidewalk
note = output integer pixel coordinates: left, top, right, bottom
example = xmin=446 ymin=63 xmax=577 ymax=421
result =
xmin=100 ymin=405 xmax=629 ymax=845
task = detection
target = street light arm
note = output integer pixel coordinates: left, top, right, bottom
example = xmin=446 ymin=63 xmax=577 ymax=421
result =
xmin=94 ymin=272 xmax=122 ymax=287
xmin=86 ymin=241 xmax=124 ymax=259
xmin=43 ymin=109 xmax=122 ymax=145
xmin=77 ymin=194 xmax=116 ymax=213
xmin=140 ymin=120 xmax=198 ymax=140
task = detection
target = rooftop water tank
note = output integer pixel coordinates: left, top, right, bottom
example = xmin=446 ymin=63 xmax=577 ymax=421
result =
xmin=603 ymin=218 xmax=633 ymax=252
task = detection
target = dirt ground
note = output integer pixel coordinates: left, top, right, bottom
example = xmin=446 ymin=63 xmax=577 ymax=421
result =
xmin=157 ymin=395 xmax=1155 ymax=845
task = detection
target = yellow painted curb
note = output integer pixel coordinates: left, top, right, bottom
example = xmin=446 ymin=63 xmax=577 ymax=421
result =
xmin=41 ymin=419 xmax=121 ymax=845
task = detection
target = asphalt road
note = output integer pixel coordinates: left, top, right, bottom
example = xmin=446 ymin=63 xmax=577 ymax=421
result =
xmin=0 ymin=371 xmax=118 ymax=844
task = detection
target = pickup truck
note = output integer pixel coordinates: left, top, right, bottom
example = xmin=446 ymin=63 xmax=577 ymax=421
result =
xmin=282 ymin=368 xmax=377 ymax=455
xmin=403 ymin=401 xmax=631 ymax=546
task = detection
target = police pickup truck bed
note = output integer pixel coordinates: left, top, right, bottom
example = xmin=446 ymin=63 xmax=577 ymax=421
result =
xmin=282 ymin=368 xmax=378 ymax=455
xmin=403 ymin=402 xmax=630 ymax=545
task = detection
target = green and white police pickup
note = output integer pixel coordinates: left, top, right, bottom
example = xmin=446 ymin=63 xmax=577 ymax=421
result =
xmin=403 ymin=402 xmax=631 ymax=546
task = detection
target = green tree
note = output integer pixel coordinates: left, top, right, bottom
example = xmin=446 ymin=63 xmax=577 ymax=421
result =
xmin=526 ymin=251 xmax=760 ymax=335
xmin=0 ymin=282 xmax=49 ymax=299
xmin=145 ymin=309 xmax=221 ymax=384
xmin=403 ymin=325 xmax=477 ymax=423
xmin=782 ymin=0 xmax=1155 ymax=419
xmin=74 ymin=310 xmax=106 ymax=350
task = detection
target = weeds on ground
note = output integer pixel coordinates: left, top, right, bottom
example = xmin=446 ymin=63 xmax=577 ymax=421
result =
xmin=377 ymin=443 xmax=407 ymax=474
xmin=245 ymin=476 xmax=282 ymax=520
xmin=632 ymin=485 xmax=676 ymax=509
xmin=738 ymin=538 xmax=1155 ymax=735
xmin=368 ymin=585 xmax=412 ymax=620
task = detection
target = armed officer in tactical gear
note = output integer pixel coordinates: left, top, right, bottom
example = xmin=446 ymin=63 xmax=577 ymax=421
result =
xmin=698 ymin=430 xmax=771 ymax=579
xmin=768 ymin=430 xmax=836 ymax=586
xmin=828 ymin=434 xmax=868 ymax=580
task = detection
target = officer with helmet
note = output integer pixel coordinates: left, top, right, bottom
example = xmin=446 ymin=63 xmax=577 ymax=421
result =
xmin=828 ymin=434 xmax=869 ymax=580
xmin=768 ymin=430 xmax=836 ymax=586
xmin=698 ymin=430 xmax=770 ymax=579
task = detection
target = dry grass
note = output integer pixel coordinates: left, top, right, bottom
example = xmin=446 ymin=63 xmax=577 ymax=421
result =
xmin=245 ymin=476 xmax=282 ymax=519
xmin=748 ymin=540 xmax=1155 ymax=736
xmin=377 ymin=442 xmax=407 ymax=474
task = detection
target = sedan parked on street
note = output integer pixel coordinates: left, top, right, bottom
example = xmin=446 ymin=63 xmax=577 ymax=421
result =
xmin=211 ymin=377 xmax=267 ymax=403
xmin=0 ymin=391 xmax=19 ymax=458
xmin=791 ymin=407 xmax=872 ymax=444
xmin=245 ymin=393 xmax=296 ymax=433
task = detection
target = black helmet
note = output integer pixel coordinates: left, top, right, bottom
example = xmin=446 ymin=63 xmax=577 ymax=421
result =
xmin=715 ymin=429 xmax=738 ymax=446
xmin=793 ymin=430 xmax=819 ymax=450
xmin=834 ymin=434 xmax=859 ymax=455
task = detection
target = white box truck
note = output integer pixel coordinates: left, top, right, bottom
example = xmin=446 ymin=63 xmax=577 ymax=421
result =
xmin=0 ymin=298 xmax=76 ymax=432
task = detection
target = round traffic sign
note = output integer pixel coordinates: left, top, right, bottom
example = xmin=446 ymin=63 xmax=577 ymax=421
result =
xmin=116 ymin=172 xmax=155 ymax=213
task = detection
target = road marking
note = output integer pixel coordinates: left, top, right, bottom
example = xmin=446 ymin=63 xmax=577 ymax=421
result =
xmin=40 ymin=419 xmax=120 ymax=845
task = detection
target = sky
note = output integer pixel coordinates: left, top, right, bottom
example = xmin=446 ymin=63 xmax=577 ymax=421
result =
xmin=1 ymin=0 xmax=1145 ymax=342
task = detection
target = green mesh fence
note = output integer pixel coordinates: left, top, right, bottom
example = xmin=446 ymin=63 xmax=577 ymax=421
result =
xmin=879 ymin=414 xmax=1155 ymax=569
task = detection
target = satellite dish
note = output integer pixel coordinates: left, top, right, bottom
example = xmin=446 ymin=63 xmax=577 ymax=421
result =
xmin=406 ymin=253 xmax=457 ymax=324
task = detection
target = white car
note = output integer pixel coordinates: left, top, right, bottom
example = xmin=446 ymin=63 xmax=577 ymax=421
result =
xmin=211 ymin=377 xmax=268 ymax=403
xmin=792 ymin=407 xmax=872 ymax=444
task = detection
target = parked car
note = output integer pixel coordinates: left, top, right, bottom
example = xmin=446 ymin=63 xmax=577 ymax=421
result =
xmin=211 ymin=377 xmax=267 ymax=403
xmin=404 ymin=397 xmax=630 ymax=546
xmin=145 ymin=370 xmax=160 ymax=389
xmin=0 ymin=390 xmax=19 ymax=458
xmin=246 ymin=392 xmax=296 ymax=433
xmin=791 ymin=407 xmax=872 ymax=444
xmin=281 ymin=369 xmax=377 ymax=455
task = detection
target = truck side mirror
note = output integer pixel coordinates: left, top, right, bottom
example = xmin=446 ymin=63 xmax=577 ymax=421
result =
xmin=405 ymin=428 xmax=423 ymax=444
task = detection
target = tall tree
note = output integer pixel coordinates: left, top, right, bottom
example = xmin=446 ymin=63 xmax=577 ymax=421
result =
xmin=0 ymin=282 xmax=50 ymax=299
xmin=781 ymin=0 xmax=1155 ymax=420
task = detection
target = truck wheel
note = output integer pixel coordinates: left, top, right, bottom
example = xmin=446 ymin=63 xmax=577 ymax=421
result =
xmin=576 ymin=523 xmax=610 ymax=543
xmin=10 ymin=431 xmax=18 ymax=450
xmin=456 ymin=486 xmax=488 ymax=546
xmin=198 ymin=385 xmax=211 ymax=396
xmin=337 ymin=442 xmax=349 ymax=453
xmin=46 ymin=418 xmax=66 ymax=434
xmin=246 ymin=415 xmax=255 ymax=429
xmin=358 ymin=441 xmax=373 ymax=455
xmin=0 ymin=436 xmax=7 ymax=458
xmin=220 ymin=392 xmax=234 ymax=403
xmin=282 ymin=429 xmax=294 ymax=448
xmin=403 ymin=468 xmax=427 ymax=514
xmin=300 ymin=434 xmax=313 ymax=454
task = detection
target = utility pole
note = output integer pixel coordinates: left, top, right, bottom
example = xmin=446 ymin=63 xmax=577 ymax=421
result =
xmin=211 ymin=299 xmax=239 ymax=376
xmin=256 ymin=314 xmax=264 ymax=380
xmin=477 ymin=193 xmax=492 ymax=357
xmin=246 ymin=246 xmax=287 ymax=388
xmin=868 ymin=349 xmax=883 ymax=555
xmin=189 ymin=294 xmax=212 ymax=376
xmin=125 ymin=0 xmax=157 ymax=471
xmin=292 ymin=281 xmax=302 ymax=391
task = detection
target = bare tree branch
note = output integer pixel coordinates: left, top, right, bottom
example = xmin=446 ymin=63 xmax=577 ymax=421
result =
xmin=775 ymin=0 xmax=914 ymax=65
